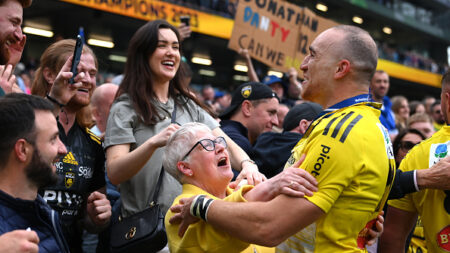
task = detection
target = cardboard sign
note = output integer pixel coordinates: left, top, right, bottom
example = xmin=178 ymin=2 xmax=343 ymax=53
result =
xmin=228 ymin=0 xmax=338 ymax=72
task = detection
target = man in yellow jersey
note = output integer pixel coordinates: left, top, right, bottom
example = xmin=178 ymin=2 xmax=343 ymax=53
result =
xmin=380 ymin=70 xmax=450 ymax=252
xmin=169 ymin=25 xmax=395 ymax=252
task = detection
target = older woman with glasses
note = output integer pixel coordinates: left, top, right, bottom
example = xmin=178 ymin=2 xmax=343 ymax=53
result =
xmin=163 ymin=123 xmax=318 ymax=253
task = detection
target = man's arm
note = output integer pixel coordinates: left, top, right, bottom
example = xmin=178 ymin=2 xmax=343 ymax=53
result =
xmin=416 ymin=156 xmax=450 ymax=190
xmin=172 ymin=194 xmax=324 ymax=247
xmin=378 ymin=206 xmax=417 ymax=252
xmin=389 ymin=156 xmax=450 ymax=200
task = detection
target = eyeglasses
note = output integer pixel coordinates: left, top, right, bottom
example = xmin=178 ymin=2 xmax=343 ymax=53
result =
xmin=399 ymin=141 xmax=420 ymax=151
xmin=182 ymin=137 xmax=227 ymax=161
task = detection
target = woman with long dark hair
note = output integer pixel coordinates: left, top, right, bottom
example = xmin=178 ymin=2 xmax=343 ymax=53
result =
xmin=104 ymin=20 xmax=263 ymax=224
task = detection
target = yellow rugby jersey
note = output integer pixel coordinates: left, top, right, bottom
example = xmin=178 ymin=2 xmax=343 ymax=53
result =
xmin=389 ymin=126 xmax=450 ymax=252
xmin=277 ymin=102 xmax=395 ymax=253
xmin=165 ymin=184 xmax=274 ymax=253
xmin=408 ymin=217 xmax=428 ymax=253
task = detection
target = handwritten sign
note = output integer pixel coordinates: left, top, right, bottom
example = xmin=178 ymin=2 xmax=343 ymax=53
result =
xmin=228 ymin=0 xmax=338 ymax=72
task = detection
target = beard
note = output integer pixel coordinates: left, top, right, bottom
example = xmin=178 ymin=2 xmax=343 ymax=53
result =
xmin=0 ymin=36 xmax=10 ymax=65
xmin=25 ymin=149 xmax=59 ymax=189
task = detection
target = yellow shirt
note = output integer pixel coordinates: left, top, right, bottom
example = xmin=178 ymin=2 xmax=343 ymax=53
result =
xmin=389 ymin=126 xmax=450 ymax=252
xmin=165 ymin=184 xmax=275 ymax=253
xmin=277 ymin=102 xmax=395 ymax=253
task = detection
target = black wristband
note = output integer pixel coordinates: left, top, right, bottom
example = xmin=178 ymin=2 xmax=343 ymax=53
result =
xmin=190 ymin=195 xmax=214 ymax=221
xmin=46 ymin=94 xmax=66 ymax=108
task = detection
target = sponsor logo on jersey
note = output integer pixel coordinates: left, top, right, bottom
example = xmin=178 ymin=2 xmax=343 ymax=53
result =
xmin=65 ymin=172 xmax=75 ymax=188
xmin=42 ymin=190 xmax=84 ymax=210
xmin=63 ymin=152 xmax=78 ymax=165
xmin=78 ymin=166 xmax=94 ymax=179
xmin=437 ymin=225 xmax=450 ymax=251
xmin=377 ymin=123 xmax=395 ymax=160
xmin=311 ymin=145 xmax=330 ymax=177
xmin=429 ymin=142 xmax=450 ymax=167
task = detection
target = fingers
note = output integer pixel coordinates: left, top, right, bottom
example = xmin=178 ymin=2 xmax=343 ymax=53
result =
xmin=87 ymin=191 xmax=105 ymax=202
xmin=178 ymin=221 xmax=190 ymax=237
xmin=293 ymin=154 xmax=306 ymax=168
xmin=228 ymin=181 xmax=238 ymax=190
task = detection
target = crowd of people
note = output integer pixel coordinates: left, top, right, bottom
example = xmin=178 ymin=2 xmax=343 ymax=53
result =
xmin=1 ymin=0 xmax=450 ymax=252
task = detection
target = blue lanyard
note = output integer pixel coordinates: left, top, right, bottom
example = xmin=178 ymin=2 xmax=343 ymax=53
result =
xmin=318 ymin=94 xmax=371 ymax=118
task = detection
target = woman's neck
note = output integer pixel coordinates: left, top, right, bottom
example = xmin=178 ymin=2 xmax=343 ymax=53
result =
xmin=153 ymin=81 xmax=170 ymax=103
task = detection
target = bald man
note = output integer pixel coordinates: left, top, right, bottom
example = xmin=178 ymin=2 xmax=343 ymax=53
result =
xmin=90 ymin=83 xmax=118 ymax=138
xmin=170 ymin=25 xmax=392 ymax=252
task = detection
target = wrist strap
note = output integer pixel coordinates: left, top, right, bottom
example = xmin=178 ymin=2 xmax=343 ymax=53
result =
xmin=240 ymin=159 xmax=256 ymax=168
xmin=190 ymin=195 xmax=214 ymax=221
xmin=46 ymin=94 xmax=66 ymax=108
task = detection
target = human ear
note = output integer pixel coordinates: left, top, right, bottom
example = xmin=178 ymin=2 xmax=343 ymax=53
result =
xmin=14 ymin=139 xmax=32 ymax=163
xmin=241 ymin=100 xmax=252 ymax=117
xmin=43 ymin=67 xmax=56 ymax=85
xmin=177 ymin=161 xmax=194 ymax=176
xmin=335 ymin=59 xmax=351 ymax=79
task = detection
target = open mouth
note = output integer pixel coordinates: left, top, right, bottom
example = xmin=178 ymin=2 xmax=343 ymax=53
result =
xmin=217 ymin=157 xmax=227 ymax=166
xmin=77 ymin=88 xmax=89 ymax=93
xmin=162 ymin=60 xmax=174 ymax=67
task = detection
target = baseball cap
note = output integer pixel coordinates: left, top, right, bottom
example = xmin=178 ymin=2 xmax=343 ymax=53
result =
xmin=262 ymin=75 xmax=282 ymax=86
xmin=283 ymin=102 xmax=323 ymax=132
xmin=220 ymin=82 xmax=279 ymax=120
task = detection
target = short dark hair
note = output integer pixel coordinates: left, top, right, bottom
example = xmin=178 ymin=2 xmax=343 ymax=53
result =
xmin=0 ymin=94 xmax=53 ymax=168
xmin=392 ymin=128 xmax=425 ymax=160
xmin=0 ymin=0 xmax=32 ymax=8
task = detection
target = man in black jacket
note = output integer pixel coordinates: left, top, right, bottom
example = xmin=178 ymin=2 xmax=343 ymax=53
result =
xmin=253 ymin=102 xmax=322 ymax=178
xmin=0 ymin=93 xmax=69 ymax=253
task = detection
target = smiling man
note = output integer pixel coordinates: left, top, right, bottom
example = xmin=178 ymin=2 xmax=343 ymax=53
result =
xmin=0 ymin=0 xmax=31 ymax=95
xmin=0 ymin=93 xmax=69 ymax=253
xmin=220 ymin=82 xmax=279 ymax=159
xmin=170 ymin=25 xmax=394 ymax=252
xmin=30 ymin=39 xmax=111 ymax=253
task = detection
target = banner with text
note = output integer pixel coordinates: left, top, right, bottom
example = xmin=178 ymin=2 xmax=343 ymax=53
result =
xmin=59 ymin=0 xmax=234 ymax=39
xmin=228 ymin=0 xmax=338 ymax=72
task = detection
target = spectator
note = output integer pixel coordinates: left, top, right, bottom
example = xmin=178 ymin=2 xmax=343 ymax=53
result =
xmin=262 ymin=75 xmax=296 ymax=107
xmin=0 ymin=93 xmax=69 ymax=252
xmin=370 ymin=70 xmax=397 ymax=136
xmin=163 ymin=122 xmax=317 ymax=253
xmin=392 ymin=95 xmax=410 ymax=133
xmin=273 ymin=103 xmax=289 ymax=133
xmin=90 ymin=83 xmax=118 ymax=138
xmin=407 ymin=113 xmax=435 ymax=138
xmin=0 ymin=0 xmax=32 ymax=95
xmin=380 ymin=70 xmax=450 ymax=252
xmin=201 ymin=84 xmax=215 ymax=106
xmin=422 ymin=95 xmax=436 ymax=115
xmin=104 ymin=19 xmax=264 ymax=251
xmin=31 ymin=39 xmax=111 ymax=253
xmin=219 ymin=82 xmax=279 ymax=160
xmin=392 ymin=129 xmax=425 ymax=167
xmin=169 ymin=25 xmax=389 ymax=252
xmin=409 ymin=100 xmax=426 ymax=115
xmin=430 ymin=100 xmax=445 ymax=131
xmin=253 ymin=102 xmax=322 ymax=178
